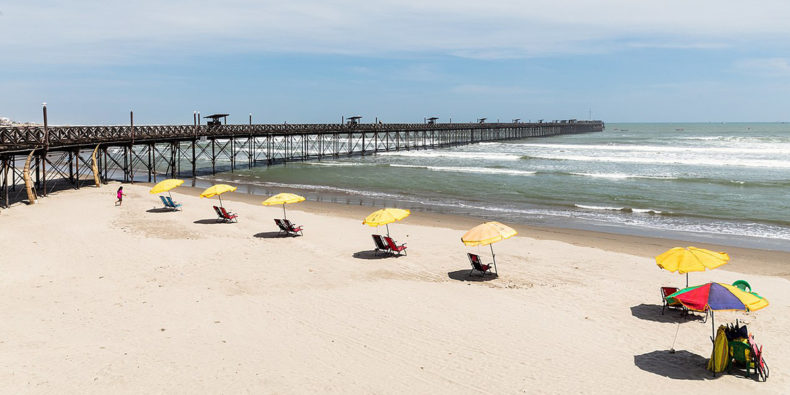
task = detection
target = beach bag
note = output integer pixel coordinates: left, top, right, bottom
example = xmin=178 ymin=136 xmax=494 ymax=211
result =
xmin=707 ymin=325 xmax=729 ymax=373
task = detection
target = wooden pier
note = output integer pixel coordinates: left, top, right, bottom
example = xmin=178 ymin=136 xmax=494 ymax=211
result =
xmin=0 ymin=118 xmax=604 ymax=208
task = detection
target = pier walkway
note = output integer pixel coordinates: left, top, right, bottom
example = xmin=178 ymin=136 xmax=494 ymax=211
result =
xmin=0 ymin=120 xmax=604 ymax=207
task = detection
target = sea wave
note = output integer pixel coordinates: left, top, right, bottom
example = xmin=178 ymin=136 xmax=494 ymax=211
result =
xmin=390 ymin=164 xmax=536 ymax=176
xmin=521 ymin=154 xmax=790 ymax=169
xmin=303 ymin=161 xmax=371 ymax=167
xmin=567 ymin=172 xmax=676 ymax=180
xmin=511 ymin=142 xmax=790 ymax=155
xmin=574 ymin=204 xmax=663 ymax=214
xmin=677 ymin=135 xmax=790 ymax=144
xmin=379 ymin=151 xmax=522 ymax=161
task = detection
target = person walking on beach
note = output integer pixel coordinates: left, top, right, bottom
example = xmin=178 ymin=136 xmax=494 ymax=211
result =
xmin=115 ymin=186 xmax=126 ymax=206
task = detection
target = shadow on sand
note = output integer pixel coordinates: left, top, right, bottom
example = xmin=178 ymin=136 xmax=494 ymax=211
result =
xmin=193 ymin=219 xmax=222 ymax=225
xmin=254 ymin=231 xmax=286 ymax=239
xmin=630 ymin=304 xmax=705 ymax=324
xmin=146 ymin=207 xmax=176 ymax=213
xmin=352 ymin=250 xmax=395 ymax=260
xmin=634 ymin=350 xmax=714 ymax=380
xmin=447 ymin=269 xmax=498 ymax=282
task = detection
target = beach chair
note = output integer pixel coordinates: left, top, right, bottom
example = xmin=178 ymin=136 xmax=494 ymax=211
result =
xmin=166 ymin=196 xmax=182 ymax=211
xmin=274 ymin=219 xmax=287 ymax=235
xmin=274 ymin=219 xmax=290 ymax=236
xmin=468 ymin=253 xmax=494 ymax=276
xmin=159 ymin=195 xmax=170 ymax=208
xmin=661 ymin=287 xmax=684 ymax=315
xmin=372 ymin=234 xmax=389 ymax=255
xmin=213 ymin=206 xmax=224 ymax=222
xmin=220 ymin=207 xmax=238 ymax=223
xmin=283 ymin=219 xmax=303 ymax=236
xmin=383 ymin=236 xmax=407 ymax=256
xmin=748 ymin=334 xmax=769 ymax=382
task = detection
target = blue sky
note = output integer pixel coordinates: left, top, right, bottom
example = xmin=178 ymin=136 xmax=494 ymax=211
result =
xmin=2 ymin=1 xmax=790 ymax=124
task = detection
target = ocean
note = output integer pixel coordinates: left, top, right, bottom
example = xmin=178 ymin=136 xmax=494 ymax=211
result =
xmin=200 ymin=123 xmax=790 ymax=251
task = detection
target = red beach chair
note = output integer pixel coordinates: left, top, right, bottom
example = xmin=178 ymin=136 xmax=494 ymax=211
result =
xmin=383 ymin=236 xmax=407 ymax=256
xmin=274 ymin=219 xmax=289 ymax=235
xmin=283 ymin=219 xmax=303 ymax=236
xmin=213 ymin=206 xmax=224 ymax=222
xmin=372 ymin=234 xmax=389 ymax=255
xmin=660 ymin=286 xmax=685 ymax=315
xmin=220 ymin=207 xmax=238 ymax=223
xmin=468 ymin=253 xmax=494 ymax=276
xmin=749 ymin=334 xmax=769 ymax=382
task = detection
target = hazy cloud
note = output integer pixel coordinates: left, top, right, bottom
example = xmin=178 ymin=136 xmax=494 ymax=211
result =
xmin=2 ymin=1 xmax=790 ymax=64
xmin=735 ymin=58 xmax=790 ymax=76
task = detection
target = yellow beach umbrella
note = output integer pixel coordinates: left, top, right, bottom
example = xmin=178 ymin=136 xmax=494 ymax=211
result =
xmin=363 ymin=208 xmax=410 ymax=236
xmin=200 ymin=184 xmax=237 ymax=207
xmin=149 ymin=179 xmax=184 ymax=199
xmin=656 ymin=246 xmax=729 ymax=287
xmin=461 ymin=221 xmax=518 ymax=274
xmin=262 ymin=193 xmax=305 ymax=219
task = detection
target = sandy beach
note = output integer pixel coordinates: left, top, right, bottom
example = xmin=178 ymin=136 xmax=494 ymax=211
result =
xmin=0 ymin=182 xmax=788 ymax=393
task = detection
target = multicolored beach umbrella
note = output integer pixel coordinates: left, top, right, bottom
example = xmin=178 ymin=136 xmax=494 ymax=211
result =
xmin=666 ymin=282 xmax=768 ymax=338
xmin=655 ymin=246 xmax=729 ymax=287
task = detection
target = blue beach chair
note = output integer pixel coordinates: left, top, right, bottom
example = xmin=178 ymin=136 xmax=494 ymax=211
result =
xmin=166 ymin=196 xmax=182 ymax=211
xmin=159 ymin=195 xmax=169 ymax=208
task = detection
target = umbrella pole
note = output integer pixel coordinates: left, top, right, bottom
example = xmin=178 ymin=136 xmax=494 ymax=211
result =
xmin=386 ymin=224 xmax=390 ymax=237
xmin=490 ymin=244 xmax=498 ymax=275
xmin=686 ymin=273 xmax=689 ymax=288
xmin=283 ymin=204 xmax=287 ymax=220
xmin=710 ymin=310 xmax=715 ymax=342
xmin=219 ymin=194 xmax=223 ymax=208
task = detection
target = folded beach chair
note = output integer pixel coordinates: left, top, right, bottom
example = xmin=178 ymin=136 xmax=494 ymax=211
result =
xmin=166 ymin=196 xmax=182 ymax=211
xmin=283 ymin=219 xmax=303 ymax=236
xmin=159 ymin=195 xmax=170 ymax=208
xmin=372 ymin=234 xmax=389 ymax=255
xmin=383 ymin=236 xmax=407 ymax=256
xmin=213 ymin=206 xmax=224 ymax=222
xmin=468 ymin=253 xmax=494 ymax=276
xmin=660 ymin=286 xmax=684 ymax=315
xmin=748 ymin=334 xmax=769 ymax=382
xmin=220 ymin=207 xmax=238 ymax=223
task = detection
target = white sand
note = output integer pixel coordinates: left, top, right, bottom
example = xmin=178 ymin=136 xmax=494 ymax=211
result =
xmin=0 ymin=183 xmax=787 ymax=393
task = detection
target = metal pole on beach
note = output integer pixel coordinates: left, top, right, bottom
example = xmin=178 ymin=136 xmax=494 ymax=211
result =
xmin=490 ymin=244 xmax=498 ymax=275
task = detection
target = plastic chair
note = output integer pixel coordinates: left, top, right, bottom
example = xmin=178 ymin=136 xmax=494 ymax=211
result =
xmin=733 ymin=280 xmax=751 ymax=293
xmin=729 ymin=340 xmax=754 ymax=377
